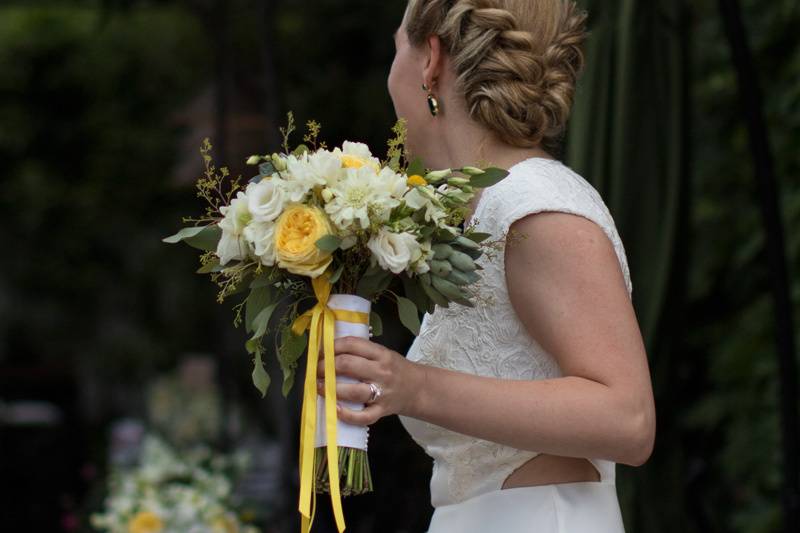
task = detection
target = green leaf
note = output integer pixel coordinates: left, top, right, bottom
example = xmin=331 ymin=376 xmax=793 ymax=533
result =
xmin=401 ymin=273 xmax=429 ymax=314
xmin=196 ymin=258 xmax=222 ymax=274
xmin=171 ymin=225 xmax=222 ymax=251
xmin=329 ymin=263 xmax=345 ymax=284
xmin=356 ymin=269 xmax=392 ymax=299
xmin=252 ymin=302 xmax=279 ymax=339
xmin=278 ymin=327 xmax=308 ymax=398
xmin=315 ymin=234 xmax=341 ymax=252
xmin=463 ymin=231 xmax=492 ymax=243
xmin=258 ymin=161 xmax=275 ymax=176
xmin=163 ymin=226 xmax=204 ymax=243
xmin=406 ymin=156 xmax=425 ymax=177
xmin=396 ymin=295 xmax=421 ymax=336
xmin=468 ymin=167 xmax=509 ymax=188
xmin=163 ymin=225 xmax=219 ymax=247
xmin=369 ymin=310 xmax=383 ymax=337
xmin=245 ymin=287 xmax=272 ymax=334
xmin=250 ymin=272 xmax=277 ymax=289
xmin=251 ymin=349 xmax=270 ymax=398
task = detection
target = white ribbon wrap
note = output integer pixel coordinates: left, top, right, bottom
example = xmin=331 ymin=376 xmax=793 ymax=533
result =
xmin=314 ymin=293 xmax=371 ymax=451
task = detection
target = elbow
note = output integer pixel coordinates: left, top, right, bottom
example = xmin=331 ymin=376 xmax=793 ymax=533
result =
xmin=621 ymin=402 xmax=656 ymax=467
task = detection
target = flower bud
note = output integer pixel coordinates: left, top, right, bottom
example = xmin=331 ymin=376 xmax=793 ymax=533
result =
xmin=447 ymin=177 xmax=470 ymax=186
xmin=246 ymin=155 xmax=262 ymax=165
xmin=461 ymin=166 xmax=485 ymax=176
xmin=271 ymin=153 xmax=287 ymax=171
xmin=424 ymin=169 xmax=451 ymax=182
xmin=321 ymin=188 xmax=334 ymax=202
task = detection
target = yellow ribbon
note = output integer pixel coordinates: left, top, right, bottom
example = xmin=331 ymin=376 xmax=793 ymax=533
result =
xmin=291 ymin=271 xmax=370 ymax=533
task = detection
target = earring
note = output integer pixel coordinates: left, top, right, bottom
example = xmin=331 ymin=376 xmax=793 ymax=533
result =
xmin=422 ymin=83 xmax=440 ymax=116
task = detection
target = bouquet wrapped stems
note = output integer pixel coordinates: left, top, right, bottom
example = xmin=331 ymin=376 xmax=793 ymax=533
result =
xmin=311 ymin=293 xmax=374 ymax=497
xmin=292 ymin=277 xmax=375 ymax=533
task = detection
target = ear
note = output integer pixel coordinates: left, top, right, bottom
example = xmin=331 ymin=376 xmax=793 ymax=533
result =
xmin=422 ymin=34 xmax=444 ymax=89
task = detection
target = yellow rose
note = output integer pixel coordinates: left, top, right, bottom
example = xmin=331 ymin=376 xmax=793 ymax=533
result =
xmin=406 ymin=174 xmax=427 ymax=187
xmin=340 ymin=154 xmax=381 ymax=173
xmin=128 ymin=511 xmax=163 ymax=533
xmin=274 ymin=203 xmax=335 ymax=278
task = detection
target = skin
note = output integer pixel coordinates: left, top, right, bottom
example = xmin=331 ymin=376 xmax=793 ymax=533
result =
xmin=315 ymin=6 xmax=656 ymax=482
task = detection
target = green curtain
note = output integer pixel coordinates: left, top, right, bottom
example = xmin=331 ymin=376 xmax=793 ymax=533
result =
xmin=567 ymin=1 xmax=691 ymax=531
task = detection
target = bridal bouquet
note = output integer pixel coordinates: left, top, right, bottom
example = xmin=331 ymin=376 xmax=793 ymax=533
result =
xmin=163 ymin=113 xmax=509 ymax=532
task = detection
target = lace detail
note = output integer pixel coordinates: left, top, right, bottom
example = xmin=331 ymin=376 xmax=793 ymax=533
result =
xmin=398 ymin=158 xmax=633 ymax=508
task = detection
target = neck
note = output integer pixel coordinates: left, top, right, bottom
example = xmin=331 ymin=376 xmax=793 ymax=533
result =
xmin=423 ymin=109 xmax=555 ymax=172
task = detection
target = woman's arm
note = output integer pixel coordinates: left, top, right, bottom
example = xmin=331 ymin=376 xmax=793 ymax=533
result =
xmin=317 ymin=211 xmax=656 ymax=467
xmin=414 ymin=211 xmax=656 ymax=466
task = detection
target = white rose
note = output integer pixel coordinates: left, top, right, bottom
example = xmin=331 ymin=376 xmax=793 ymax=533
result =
xmin=243 ymin=220 xmax=277 ymax=266
xmin=367 ymin=228 xmax=421 ymax=274
xmin=216 ymin=191 xmax=252 ymax=265
xmin=246 ymin=178 xmax=286 ymax=222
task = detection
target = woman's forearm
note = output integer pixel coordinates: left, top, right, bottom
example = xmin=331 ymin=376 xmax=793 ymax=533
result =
xmin=405 ymin=361 xmax=652 ymax=466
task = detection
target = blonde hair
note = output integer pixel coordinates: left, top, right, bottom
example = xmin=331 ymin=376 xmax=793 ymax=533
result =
xmin=405 ymin=0 xmax=588 ymax=154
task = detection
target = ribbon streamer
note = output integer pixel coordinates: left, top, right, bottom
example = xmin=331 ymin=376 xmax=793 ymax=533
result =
xmin=291 ymin=271 xmax=370 ymax=533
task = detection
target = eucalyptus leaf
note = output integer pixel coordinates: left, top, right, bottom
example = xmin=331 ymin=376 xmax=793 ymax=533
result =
xmin=252 ymin=302 xmax=279 ymax=339
xmin=251 ymin=349 xmax=271 ymax=398
xmin=468 ymin=167 xmax=509 ymax=188
xmin=369 ymin=310 xmax=383 ymax=337
xmin=463 ymin=231 xmax=492 ymax=243
xmin=396 ymin=295 xmax=421 ymax=336
xmin=356 ymin=270 xmax=391 ymax=299
xmin=245 ymin=287 xmax=272 ymax=334
xmin=329 ymin=263 xmax=345 ymax=284
xmin=185 ymin=225 xmax=221 ymax=251
xmin=163 ymin=226 xmax=205 ymax=244
xmin=315 ymin=234 xmax=341 ymax=252
xmin=401 ymin=273 xmax=429 ymax=313
xmin=259 ymin=161 xmax=276 ymax=176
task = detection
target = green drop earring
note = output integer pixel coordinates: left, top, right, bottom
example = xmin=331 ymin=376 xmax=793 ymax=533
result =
xmin=422 ymin=83 xmax=440 ymax=116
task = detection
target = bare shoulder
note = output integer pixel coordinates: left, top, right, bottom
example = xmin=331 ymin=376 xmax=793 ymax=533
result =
xmin=503 ymin=210 xmax=642 ymax=385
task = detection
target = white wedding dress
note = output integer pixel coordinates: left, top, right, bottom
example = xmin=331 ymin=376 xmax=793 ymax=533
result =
xmin=398 ymin=157 xmax=632 ymax=532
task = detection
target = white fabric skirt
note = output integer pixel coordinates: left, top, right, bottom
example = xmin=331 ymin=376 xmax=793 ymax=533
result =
xmin=425 ymin=481 xmax=626 ymax=533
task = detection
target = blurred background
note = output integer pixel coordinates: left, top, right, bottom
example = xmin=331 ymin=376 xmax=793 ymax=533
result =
xmin=0 ymin=0 xmax=797 ymax=532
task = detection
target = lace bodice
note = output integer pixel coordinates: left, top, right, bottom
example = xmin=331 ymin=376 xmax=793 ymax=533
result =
xmin=398 ymin=157 xmax=633 ymax=508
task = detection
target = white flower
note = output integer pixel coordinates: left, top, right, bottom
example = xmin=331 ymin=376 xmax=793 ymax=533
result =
xmin=376 ymin=165 xmax=409 ymax=200
xmin=324 ymin=165 xmax=401 ymax=231
xmin=403 ymin=186 xmax=448 ymax=226
xmin=281 ymin=152 xmax=326 ymax=202
xmin=307 ymin=149 xmax=345 ymax=186
xmin=216 ymin=191 xmax=252 ymax=265
xmin=243 ymin=220 xmax=277 ymax=266
xmin=411 ymin=239 xmax=433 ymax=274
xmin=367 ymin=228 xmax=422 ymax=274
xmin=332 ymin=141 xmax=382 ymax=172
xmin=246 ymin=178 xmax=286 ymax=222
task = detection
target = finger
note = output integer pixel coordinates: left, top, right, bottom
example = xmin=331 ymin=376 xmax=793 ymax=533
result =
xmin=337 ymin=403 xmax=383 ymax=426
xmin=316 ymin=353 xmax=377 ymax=381
xmin=317 ymin=381 xmax=372 ymax=404
xmin=317 ymin=336 xmax=383 ymax=361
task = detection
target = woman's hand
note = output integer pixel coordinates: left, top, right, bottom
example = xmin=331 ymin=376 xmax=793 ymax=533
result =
xmin=316 ymin=335 xmax=426 ymax=426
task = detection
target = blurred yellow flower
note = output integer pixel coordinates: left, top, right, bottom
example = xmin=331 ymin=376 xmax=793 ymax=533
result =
xmin=340 ymin=153 xmax=381 ymax=172
xmin=210 ymin=514 xmax=239 ymax=533
xmin=406 ymin=174 xmax=427 ymax=187
xmin=275 ymin=203 xmax=334 ymax=278
xmin=128 ymin=511 xmax=164 ymax=533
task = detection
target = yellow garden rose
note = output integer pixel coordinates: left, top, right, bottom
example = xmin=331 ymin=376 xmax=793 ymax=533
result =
xmin=128 ymin=511 xmax=164 ymax=533
xmin=274 ymin=203 xmax=335 ymax=278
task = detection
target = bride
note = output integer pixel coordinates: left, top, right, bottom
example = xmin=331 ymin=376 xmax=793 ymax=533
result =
xmin=316 ymin=0 xmax=656 ymax=531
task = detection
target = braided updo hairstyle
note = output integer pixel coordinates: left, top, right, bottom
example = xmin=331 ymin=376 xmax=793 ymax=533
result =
xmin=405 ymin=0 xmax=588 ymax=155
